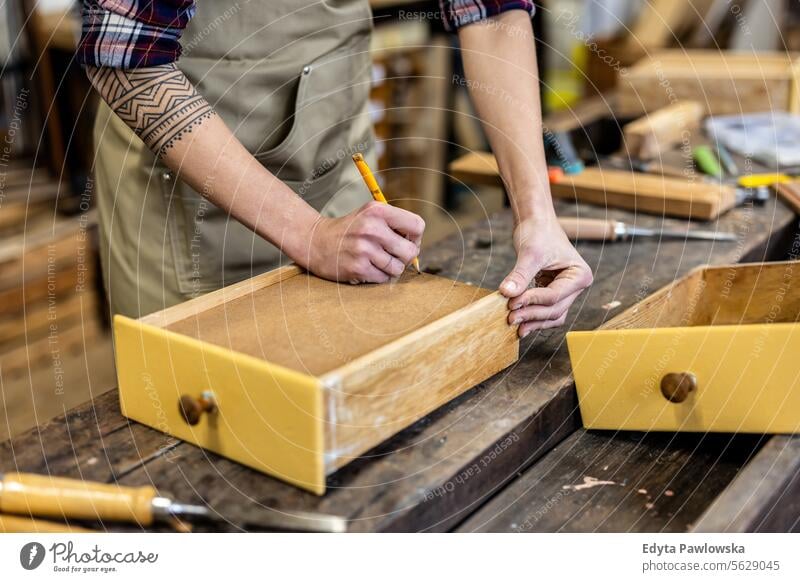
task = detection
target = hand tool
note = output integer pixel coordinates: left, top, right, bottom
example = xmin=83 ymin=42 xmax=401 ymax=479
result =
xmin=774 ymin=182 xmax=800 ymax=214
xmin=1 ymin=513 xmax=93 ymax=533
xmin=602 ymin=155 xmax=689 ymax=179
xmin=692 ymin=145 xmax=724 ymax=179
xmin=737 ymin=173 xmax=793 ymax=189
xmin=0 ymin=472 xmax=346 ymax=532
xmin=714 ymin=141 xmax=739 ymax=176
xmin=558 ymin=217 xmax=737 ymax=242
xmin=352 ymin=153 xmax=420 ymax=273
xmin=544 ymin=131 xmax=584 ymax=174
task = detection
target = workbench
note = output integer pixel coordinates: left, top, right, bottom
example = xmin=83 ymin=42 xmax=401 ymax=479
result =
xmin=2 ymin=197 xmax=798 ymax=532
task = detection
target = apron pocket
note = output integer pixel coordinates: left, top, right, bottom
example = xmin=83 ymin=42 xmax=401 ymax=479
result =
xmin=253 ymin=42 xmax=369 ymax=184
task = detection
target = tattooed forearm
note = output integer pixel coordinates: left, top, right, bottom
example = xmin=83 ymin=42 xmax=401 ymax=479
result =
xmin=86 ymin=63 xmax=215 ymax=156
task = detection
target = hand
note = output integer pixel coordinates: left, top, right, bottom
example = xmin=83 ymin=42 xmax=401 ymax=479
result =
xmin=500 ymin=215 xmax=593 ymax=337
xmin=304 ymin=201 xmax=425 ymax=284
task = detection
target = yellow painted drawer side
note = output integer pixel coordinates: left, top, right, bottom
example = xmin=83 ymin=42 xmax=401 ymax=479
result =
xmin=114 ymin=315 xmax=326 ymax=494
xmin=567 ymin=323 xmax=800 ymax=433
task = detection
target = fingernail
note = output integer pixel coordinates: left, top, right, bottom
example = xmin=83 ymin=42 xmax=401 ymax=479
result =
xmin=503 ymin=281 xmax=517 ymax=293
xmin=512 ymin=317 xmax=522 ymax=324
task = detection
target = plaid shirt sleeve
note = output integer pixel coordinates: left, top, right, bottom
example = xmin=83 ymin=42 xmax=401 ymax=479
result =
xmin=440 ymin=0 xmax=536 ymax=31
xmin=77 ymin=0 xmax=196 ymax=68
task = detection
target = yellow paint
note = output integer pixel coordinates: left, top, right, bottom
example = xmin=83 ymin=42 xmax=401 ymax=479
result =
xmin=0 ymin=473 xmax=155 ymax=525
xmin=114 ymin=315 xmax=326 ymax=495
xmin=567 ymin=323 xmax=800 ymax=433
xmin=737 ymin=173 xmax=793 ymax=188
xmin=0 ymin=514 xmax=92 ymax=533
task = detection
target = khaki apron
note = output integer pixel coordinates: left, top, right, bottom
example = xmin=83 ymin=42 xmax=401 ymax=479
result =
xmin=93 ymin=0 xmax=376 ymax=317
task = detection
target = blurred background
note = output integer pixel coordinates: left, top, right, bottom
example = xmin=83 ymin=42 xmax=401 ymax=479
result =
xmin=2 ymin=0 xmax=800 ymax=440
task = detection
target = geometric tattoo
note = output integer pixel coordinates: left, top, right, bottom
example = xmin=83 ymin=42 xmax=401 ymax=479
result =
xmin=86 ymin=63 xmax=215 ymax=157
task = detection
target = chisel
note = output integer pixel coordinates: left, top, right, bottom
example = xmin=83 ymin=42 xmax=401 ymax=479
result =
xmin=0 ymin=513 xmax=93 ymax=533
xmin=0 ymin=472 xmax=346 ymax=532
xmin=558 ymin=217 xmax=736 ymax=242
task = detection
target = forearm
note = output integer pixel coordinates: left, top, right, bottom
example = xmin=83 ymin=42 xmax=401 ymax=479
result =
xmin=86 ymin=64 xmax=319 ymax=260
xmin=458 ymin=10 xmax=553 ymax=222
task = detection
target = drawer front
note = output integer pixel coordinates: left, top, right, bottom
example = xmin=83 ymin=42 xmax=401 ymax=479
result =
xmin=114 ymin=316 xmax=326 ymax=494
xmin=567 ymin=323 xmax=800 ymax=433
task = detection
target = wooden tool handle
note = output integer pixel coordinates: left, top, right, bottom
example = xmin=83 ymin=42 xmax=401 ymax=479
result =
xmin=660 ymin=372 xmax=697 ymax=403
xmin=0 ymin=473 xmax=157 ymax=526
xmin=558 ymin=217 xmax=617 ymax=241
xmin=775 ymin=182 xmax=800 ymax=214
xmin=0 ymin=513 xmax=92 ymax=533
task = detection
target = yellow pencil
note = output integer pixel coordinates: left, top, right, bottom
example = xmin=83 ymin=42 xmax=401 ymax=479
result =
xmin=352 ymin=153 xmax=420 ymax=273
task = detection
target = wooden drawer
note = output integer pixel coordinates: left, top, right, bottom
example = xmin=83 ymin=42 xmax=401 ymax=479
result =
xmin=567 ymin=261 xmax=800 ymax=433
xmin=114 ymin=266 xmax=518 ymax=494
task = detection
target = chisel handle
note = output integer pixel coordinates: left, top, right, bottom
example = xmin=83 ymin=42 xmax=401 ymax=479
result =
xmin=558 ymin=217 xmax=619 ymax=241
xmin=0 ymin=473 xmax=157 ymax=526
xmin=0 ymin=513 xmax=92 ymax=533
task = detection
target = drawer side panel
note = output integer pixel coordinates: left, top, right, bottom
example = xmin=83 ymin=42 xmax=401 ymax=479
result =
xmin=322 ymin=292 xmax=519 ymax=473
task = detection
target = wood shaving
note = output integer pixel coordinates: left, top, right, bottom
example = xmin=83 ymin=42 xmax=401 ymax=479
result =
xmin=562 ymin=476 xmax=616 ymax=491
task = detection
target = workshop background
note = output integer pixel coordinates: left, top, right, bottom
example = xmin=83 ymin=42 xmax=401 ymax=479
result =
xmin=1 ymin=0 xmax=799 ymax=443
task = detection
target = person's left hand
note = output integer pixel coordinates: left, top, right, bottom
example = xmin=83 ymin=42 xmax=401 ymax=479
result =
xmin=499 ymin=215 xmax=593 ymax=337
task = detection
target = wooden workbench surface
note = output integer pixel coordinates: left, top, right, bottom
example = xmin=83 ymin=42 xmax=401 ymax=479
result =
xmin=1 ymin=195 xmax=797 ymax=532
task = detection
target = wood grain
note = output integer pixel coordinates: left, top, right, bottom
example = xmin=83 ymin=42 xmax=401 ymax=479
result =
xmin=450 ymin=152 xmax=736 ymax=220
xmin=622 ymin=101 xmax=705 ymax=160
xmin=323 ymin=292 xmax=518 ymax=472
xmin=693 ymin=435 xmax=800 ymax=532
xmin=1 ymin=194 xmax=796 ymax=531
xmin=457 ymin=430 xmax=764 ymax=532
xmin=617 ymin=50 xmax=800 ymax=116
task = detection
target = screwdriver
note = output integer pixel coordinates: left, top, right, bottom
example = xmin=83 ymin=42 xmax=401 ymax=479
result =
xmin=558 ymin=217 xmax=736 ymax=242
xmin=0 ymin=472 xmax=346 ymax=532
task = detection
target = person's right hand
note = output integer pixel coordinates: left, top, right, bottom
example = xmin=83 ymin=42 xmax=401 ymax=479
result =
xmin=303 ymin=201 xmax=425 ymax=284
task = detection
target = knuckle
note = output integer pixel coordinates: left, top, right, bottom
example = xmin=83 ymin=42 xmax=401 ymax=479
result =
xmin=351 ymin=239 xmax=371 ymax=255
xmin=401 ymin=241 xmax=418 ymax=262
xmin=357 ymin=219 xmax=379 ymax=238
xmin=389 ymin=260 xmax=405 ymax=277
xmin=364 ymin=201 xmax=384 ymax=215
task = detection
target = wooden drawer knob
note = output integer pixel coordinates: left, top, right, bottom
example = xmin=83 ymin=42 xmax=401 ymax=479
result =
xmin=179 ymin=391 xmax=216 ymax=425
xmin=660 ymin=373 xmax=697 ymax=403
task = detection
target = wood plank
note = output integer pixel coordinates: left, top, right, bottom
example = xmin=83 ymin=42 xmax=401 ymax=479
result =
xmin=457 ymin=430 xmax=765 ymax=532
xmin=775 ymin=182 xmax=800 ymax=215
xmin=622 ymin=101 xmax=705 ymax=160
xmin=0 ymin=316 xmax=104 ymax=377
xmin=0 ymin=335 xmax=117 ymax=442
xmin=0 ymin=290 xmax=98 ymax=347
xmin=692 ymin=436 xmax=800 ymax=532
xmin=0 ymin=264 xmax=95 ymax=319
xmin=544 ymin=93 xmax=618 ymax=133
xmin=450 ymin=152 xmax=737 ymax=220
xmin=1 ymin=195 xmax=794 ymax=531
xmin=617 ymin=50 xmax=799 ymax=115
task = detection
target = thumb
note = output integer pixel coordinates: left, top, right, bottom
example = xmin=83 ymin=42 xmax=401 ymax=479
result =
xmin=500 ymin=252 xmax=542 ymax=298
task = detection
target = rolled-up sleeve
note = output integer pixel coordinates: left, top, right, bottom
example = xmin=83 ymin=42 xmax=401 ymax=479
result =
xmin=440 ymin=0 xmax=536 ymax=31
xmin=77 ymin=0 xmax=196 ymax=68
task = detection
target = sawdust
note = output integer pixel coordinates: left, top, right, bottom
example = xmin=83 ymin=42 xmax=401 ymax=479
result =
xmin=562 ymin=476 xmax=617 ymax=491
